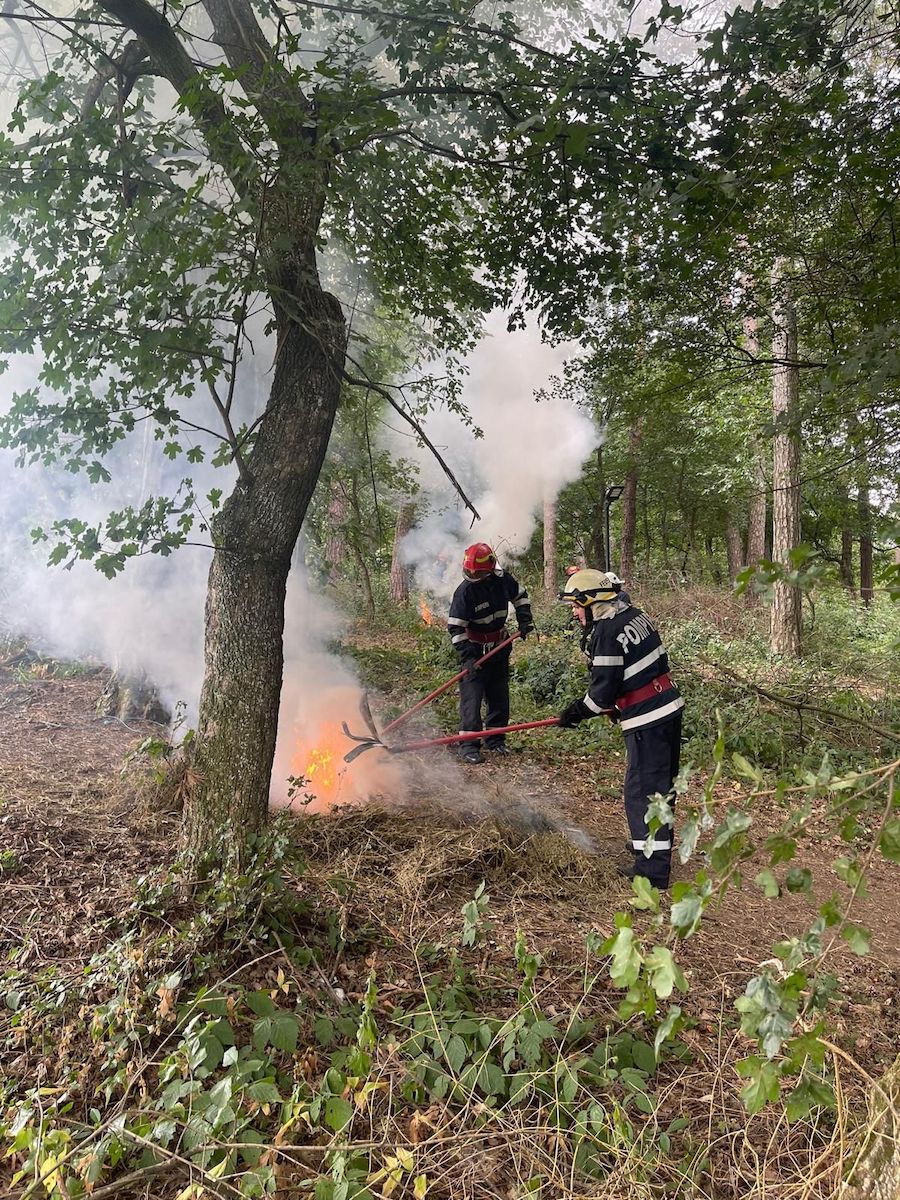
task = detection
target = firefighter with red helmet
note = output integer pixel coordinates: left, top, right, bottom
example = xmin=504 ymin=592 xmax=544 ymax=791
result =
xmin=556 ymin=570 xmax=683 ymax=889
xmin=447 ymin=543 xmax=533 ymax=763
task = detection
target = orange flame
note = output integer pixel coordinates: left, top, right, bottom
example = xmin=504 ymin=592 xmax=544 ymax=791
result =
xmin=273 ymin=685 xmax=408 ymax=815
xmin=287 ymin=722 xmax=348 ymax=812
xmin=418 ymin=594 xmax=434 ymax=626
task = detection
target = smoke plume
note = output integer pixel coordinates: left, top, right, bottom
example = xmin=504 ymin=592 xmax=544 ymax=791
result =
xmin=394 ymin=310 xmax=600 ymax=602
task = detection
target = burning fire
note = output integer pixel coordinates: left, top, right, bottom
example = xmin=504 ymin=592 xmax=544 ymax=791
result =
xmin=272 ymin=684 xmax=408 ymax=814
xmin=418 ymin=594 xmax=434 ymax=626
xmin=287 ymin=722 xmax=349 ymax=812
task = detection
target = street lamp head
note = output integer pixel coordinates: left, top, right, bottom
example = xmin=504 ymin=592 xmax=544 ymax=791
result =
xmin=605 ymin=484 xmax=624 ymax=503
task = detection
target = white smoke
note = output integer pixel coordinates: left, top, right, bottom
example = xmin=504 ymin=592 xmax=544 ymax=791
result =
xmin=394 ymin=310 xmax=600 ymax=601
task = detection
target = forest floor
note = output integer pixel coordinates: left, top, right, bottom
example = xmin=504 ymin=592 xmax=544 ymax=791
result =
xmin=1 ymin=636 xmax=899 ymax=1198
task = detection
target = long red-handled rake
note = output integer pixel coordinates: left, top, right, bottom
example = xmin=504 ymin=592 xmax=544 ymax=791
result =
xmin=342 ymin=717 xmax=561 ymax=763
xmin=342 ymin=632 xmax=526 ymax=762
xmin=383 ymin=718 xmax=561 ymax=756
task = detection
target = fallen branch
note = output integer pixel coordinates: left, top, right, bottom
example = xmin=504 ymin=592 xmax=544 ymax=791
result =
xmin=83 ymin=1161 xmax=179 ymax=1200
xmin=697 ymin=658 xmax=900 ymax=745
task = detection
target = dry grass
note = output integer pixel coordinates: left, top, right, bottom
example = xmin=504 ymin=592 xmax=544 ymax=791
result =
xmin=2 ymin=667 xmax=899 ymax=1199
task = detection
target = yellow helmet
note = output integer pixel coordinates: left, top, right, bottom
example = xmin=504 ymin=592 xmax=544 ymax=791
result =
xmin=560 ymin=569 xmax=621 ymax=607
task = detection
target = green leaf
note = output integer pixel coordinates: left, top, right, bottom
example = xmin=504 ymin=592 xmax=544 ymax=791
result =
xmin=654 ymin=1006 xmax=683 ymax=1056
xmin=603 ymin=921 xmax=642 ymax=989
xmin=841 ymin=924 xmax=870 ymax=956
xmin=314 ymin=1016 xmax=335 ymax=1046
xmin=629 ymin=876 xmax=660 ymax=911
xmin=246 ymin=1080 xmax=281 ymax=1105
xmin=755 ymin=869 xmax=780 ymax=898
xmin=732 ymin=753 xmax=763 ymax=784
xmin=645 ymin=946 xmax=687 ymax=999
xmin=631 ymin=1039 xmax=657 ymax=1073
xmin=445 ymin=1034 xmax=467 ymax=1074
xmin=270 ymin=1013 xmax=299 ymax=1053
xmin=246 ymin=991 xmax=277 ymax=1018
xmin=879 ymin=818 xmax=900 ymax=863
xmin=784 ymin=1074 xmax=835 ymax=1122
xmin=785 ymin=868 xmax=812 ymax=894
xmin=324 ymin=1096 xmax=353 ymax=1132
xmin=736 ymin=1057 xmax=780 ymax=1114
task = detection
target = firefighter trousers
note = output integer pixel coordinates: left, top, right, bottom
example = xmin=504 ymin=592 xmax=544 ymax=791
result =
xmin=458 ymin=644 xmax=511 ymax=748
xmin=622 ymin=712 xmax=682 ymax=887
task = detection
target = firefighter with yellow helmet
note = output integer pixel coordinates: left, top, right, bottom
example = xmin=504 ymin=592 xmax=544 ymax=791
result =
xmin=557 ymin=569 xmax=683 ymax=888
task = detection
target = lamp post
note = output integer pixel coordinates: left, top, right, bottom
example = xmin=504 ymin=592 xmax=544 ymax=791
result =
xmin=604 ymin=484 xmax=624 ymax=573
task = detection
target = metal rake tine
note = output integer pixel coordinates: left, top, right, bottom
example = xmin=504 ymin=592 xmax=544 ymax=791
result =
xmin=358 ymin=691 xmax=380 ymax=739
xmin=341 ymin=721 xmax=378 ymax=745
xmin=343 ymin=739 xmax=381 ymax=764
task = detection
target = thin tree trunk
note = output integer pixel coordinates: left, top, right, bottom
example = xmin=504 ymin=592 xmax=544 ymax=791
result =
xmin=726 ymin=522 xmax=743 ymax=584
xmin=325 ymin=482 xmax=347 ymax=584
xmin=858 ymin=486 xmax=874 ymax=606
xmin=183 ymin=294 xmax=346 ymax=868
xmin=743 ymin=298 xmax=768 ymax=604
xmin=641 ymin=483 xmax=652 ymax=572
xmin=348 ymin=475 xmax=376 ymax=619
xmin=543 ymin=495 xmax=558 ymax=602
xmin=769 ymin=270 xmax=802 ymax=657
xmin=352 ymin=540 xmax=377 ymax=619
xmin=619 ymin=421 xmax=641 ymax=582
xmin=661 ymin=503 xmax=670 ymax=569
xmin=839 ymin=486 xmax=855 ymax=594
xmin=746 ymin=454 xmax=767 ymax=568
xmin=390 ymin=500 xmax=415 ymax=606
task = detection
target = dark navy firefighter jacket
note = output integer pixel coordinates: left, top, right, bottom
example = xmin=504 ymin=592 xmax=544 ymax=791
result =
xmin=580 ymin=601 xmax=683 ymax=731
xmin=447 ymin=570 xmax=532 ymax=657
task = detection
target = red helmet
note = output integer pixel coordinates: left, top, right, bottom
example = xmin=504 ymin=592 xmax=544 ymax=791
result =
xmin=463 ymin=542 xmax=497 ymax=579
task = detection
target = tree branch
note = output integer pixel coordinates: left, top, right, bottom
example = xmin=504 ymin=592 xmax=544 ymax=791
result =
xmin=200 ymin=0 xmax=312 ymax=146
xmin=341 ymin=368 xmax=481 ymax=522
xmin=95 ymin=0 xmax=255 ymax=199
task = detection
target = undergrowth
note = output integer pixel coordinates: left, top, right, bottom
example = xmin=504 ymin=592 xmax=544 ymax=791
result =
xmin=2 ymin=738 xmax=898 ymax=1198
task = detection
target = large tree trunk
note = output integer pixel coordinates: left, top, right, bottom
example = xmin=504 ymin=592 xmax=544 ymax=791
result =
xmin=543 ymin=495 xmax=558 ymax=602
xmin=183 ymin=294 xmax=346 ymax=868
xmin=389 ymin=500 xmax=415 ymax=606
xmin=858 ymin=486 xmax=874 ymax=606
xmin=619 ymin=421 xmax=641 ymax=582
xmin=769 ymin=272 xmax=802 ymax=657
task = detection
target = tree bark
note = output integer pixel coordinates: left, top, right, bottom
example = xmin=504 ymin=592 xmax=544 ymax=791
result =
xmin=742 ymin=299 xmax=768 ymax=604
xmin=746 ymin=453 xmax=768 ymax=568
xmin=858 ymin=485 xmax=874 ymax=606
xmin=389 ymin=500 xmax=415 ymax=606
xmin=839 ymin=486 xmax=855 ymax=594
xmin=619 ymin=421 xmax=641 ymax=582
xmin=726 ymin=521 xmax=744 ymax=584
xmin=641 ymin=483 xmax=652 ymax=572
xmin=769 ymin=271 xmax=802 ymax=657
xmin=543 ymin=495 xmax=558 ymax=602
xmin=325 ymin=482 xmax=348 ymax=584
xmin=183 ymin=295 xmax=346 ymax=868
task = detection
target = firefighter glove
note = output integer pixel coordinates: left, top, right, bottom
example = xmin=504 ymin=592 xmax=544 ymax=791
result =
xmin=518 ymin=625 xmax=534 ymax=641
xmin=558 ymin=699 xmax=588 ymax=728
